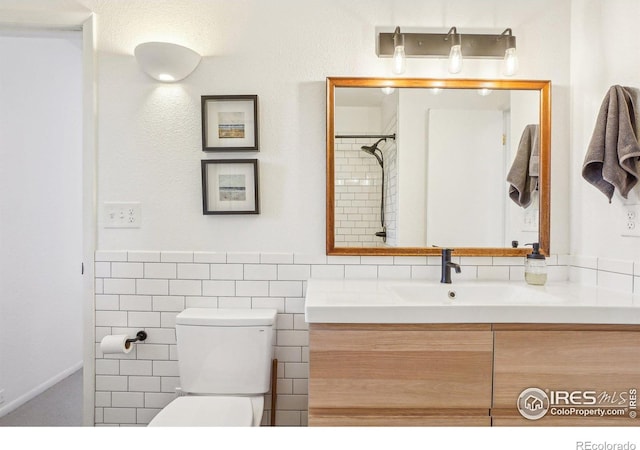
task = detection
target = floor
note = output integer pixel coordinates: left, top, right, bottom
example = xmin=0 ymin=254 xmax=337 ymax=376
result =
xmin=0 ymin=369 xmax=83 ymax=427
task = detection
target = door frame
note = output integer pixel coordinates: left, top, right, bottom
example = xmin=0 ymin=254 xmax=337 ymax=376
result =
xmin=80 ymin=15 xmax=97 ymax=427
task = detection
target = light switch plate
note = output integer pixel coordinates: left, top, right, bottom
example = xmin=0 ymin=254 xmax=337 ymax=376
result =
xmin=103 ymin=202 xmax=141 ymax=228
xmin=522 ymin=208 xmax=539 ymax=232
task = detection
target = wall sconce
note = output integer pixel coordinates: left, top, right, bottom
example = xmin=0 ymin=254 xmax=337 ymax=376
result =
xmin=377 ymin=27 xmax=518 ymax=76
xmin=134 ymin=42 xmax=201 ymax=82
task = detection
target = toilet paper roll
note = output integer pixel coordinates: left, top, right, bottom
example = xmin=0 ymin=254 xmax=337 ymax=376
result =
xmin=100 ymin=334 xmax=133 ymax=354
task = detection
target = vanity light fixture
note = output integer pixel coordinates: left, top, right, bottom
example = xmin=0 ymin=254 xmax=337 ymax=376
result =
xmin=377 ymin=26 xmax=518 ymax=76
xmin=134 ymin=41 xmax=201 ymax=82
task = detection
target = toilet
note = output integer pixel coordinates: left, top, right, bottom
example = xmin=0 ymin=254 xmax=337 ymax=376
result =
xmin=148 ymin=307 xmax=277 ymax=426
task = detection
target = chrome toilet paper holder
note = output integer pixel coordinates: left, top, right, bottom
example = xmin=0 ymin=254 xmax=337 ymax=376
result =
xmin=125 ymin=330 xmax=148 ymax=345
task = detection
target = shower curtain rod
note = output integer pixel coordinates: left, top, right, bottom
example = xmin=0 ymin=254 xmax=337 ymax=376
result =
xmin=334 ymin=133 xmax=396 ymax=140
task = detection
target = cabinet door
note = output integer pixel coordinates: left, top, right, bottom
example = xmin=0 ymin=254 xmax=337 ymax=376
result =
xmin=493 ymin=328 xmax=640 ymax=426
xmin=308 ymin=324 xmax=493 ymax=426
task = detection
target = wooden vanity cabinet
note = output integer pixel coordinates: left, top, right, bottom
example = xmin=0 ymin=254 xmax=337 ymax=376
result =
xmin=309 ymin=323 xmax=640 ymax=426
xmin=308 ymin=324 xmax=493 ymax=426
xmin=492 ymin=324 xmax=640 ymax=426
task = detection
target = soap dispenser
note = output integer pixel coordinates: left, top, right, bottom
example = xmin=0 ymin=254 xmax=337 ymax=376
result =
xmin=525 ymin=243 xmax=547 ymax=285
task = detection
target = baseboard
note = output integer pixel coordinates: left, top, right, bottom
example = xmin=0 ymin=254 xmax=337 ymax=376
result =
xmin=0 ymin=361 xmax=83 ymax=418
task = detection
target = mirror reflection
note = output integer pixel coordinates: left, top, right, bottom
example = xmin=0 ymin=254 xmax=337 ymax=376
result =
xmin=327 ymin=78 xmax=550 ymax=256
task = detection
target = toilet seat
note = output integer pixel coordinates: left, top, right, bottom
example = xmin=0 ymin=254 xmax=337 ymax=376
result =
xmin=148 ymin=396 xmax=259 ymax=427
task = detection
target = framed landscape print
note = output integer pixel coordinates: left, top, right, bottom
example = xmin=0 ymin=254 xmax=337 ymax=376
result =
xmin=201 ymin=159 xmax=259 ymax=214
xmin=201 ymin=95 xmax=259 ymax=151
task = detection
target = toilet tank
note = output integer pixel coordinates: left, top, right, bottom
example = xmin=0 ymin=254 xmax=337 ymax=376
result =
xmin=175 ymin=308 xmax=277 ymax=395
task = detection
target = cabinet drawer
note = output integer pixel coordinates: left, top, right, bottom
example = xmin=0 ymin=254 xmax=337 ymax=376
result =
xmin=493 ymin=330 xmax=640 ymax=426
xmin=309 ymin=326 xmax=493 ymax=410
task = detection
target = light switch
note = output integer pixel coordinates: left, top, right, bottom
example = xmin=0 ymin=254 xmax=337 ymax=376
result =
xmin=103 ymin=202 xmax=141 ymax=228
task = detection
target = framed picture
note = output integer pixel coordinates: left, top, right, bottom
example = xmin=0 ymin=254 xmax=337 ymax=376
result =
xmin=201 ymin=159 xmax=259 ymax=214
xmin=201 ymin=95 xmax=259 ymax=151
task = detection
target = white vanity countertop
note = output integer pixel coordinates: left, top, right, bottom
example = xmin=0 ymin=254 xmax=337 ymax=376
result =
xmin=304 ymin=279 xmax=640 ymax=324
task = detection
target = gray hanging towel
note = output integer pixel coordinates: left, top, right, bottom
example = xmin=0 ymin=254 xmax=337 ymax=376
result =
xmin=582 ymin=85 xmax=640 ymax=202
xmin=507 ymin=124 xmax=539 ymax=208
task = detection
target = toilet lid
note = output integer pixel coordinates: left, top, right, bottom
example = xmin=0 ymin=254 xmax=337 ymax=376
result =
xmin=148 ymin=396 xmax=254 ymax=427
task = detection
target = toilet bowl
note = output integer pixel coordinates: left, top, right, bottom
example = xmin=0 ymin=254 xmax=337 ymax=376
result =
xmin=148 ymin=395 xmax=264 ymax=427
xmin=147 ymin=308 xmax=277 ymax=427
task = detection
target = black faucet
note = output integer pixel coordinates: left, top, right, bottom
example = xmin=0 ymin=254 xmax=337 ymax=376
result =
xmin=440 ymin=248 xmax=461 ymax=284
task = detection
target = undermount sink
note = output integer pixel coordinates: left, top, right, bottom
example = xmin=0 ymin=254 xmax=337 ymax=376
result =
xmin=387 ymin=282 xmax=563 ymax=305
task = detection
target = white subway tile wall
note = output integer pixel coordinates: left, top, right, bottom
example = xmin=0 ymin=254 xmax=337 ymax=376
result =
xmin=334 ymin=138 xmax=386 ymax=248
xmin=569 ymin=255 xmax=640 ymax=294
xmin=95 ymin=251 xmax=640 ymax=426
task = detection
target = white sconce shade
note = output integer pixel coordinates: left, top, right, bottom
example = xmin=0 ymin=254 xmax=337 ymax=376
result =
xmin=134 ymin=42 xmax=201 ymax=82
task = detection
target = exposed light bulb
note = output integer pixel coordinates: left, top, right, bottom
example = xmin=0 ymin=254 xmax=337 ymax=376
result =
xmin=503 ymin=47 xmax=518 ymax=76
xmin=477 ymin=88 xmax=492 ymax=96
xmin=158 ymin=73 xmax=175 ymax=82
xmin=392 ymin=27 xmax=406 ymax=75
xmin=448 ymin=44 xmax=463 ymax=74
xmin=381 ymin=87 xmax=395 ymax=95
xmin=393 ymin=45 xmax=406 ymax=74
xmin=446 ymin=27 xmax=463 ymax=74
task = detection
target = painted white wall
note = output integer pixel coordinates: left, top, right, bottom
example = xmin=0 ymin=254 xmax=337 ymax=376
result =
xmin=397 ymin=90 xmax=428 ymax=246
xmin=0 ymin=30 xmax=83 ymax=414
xmin=81 ymin=0 xmax=571 ymax=256
xmin=335 ymin=106 xmax=382 ymax=135
xmin=570 ymin=0 xmax=640 ymax=262
xmin=426 ymin=109 xmax=504 ymax=246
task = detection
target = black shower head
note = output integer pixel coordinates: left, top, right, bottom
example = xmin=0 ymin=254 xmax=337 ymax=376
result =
xmin=361 ymin=138 xmax=385 ymax=167
xmin=361 ymin=138 xmax=386 ymax=154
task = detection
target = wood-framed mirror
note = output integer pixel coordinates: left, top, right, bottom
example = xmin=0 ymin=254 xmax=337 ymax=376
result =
xmin=326 ymin=77 xmax=550 ymax=256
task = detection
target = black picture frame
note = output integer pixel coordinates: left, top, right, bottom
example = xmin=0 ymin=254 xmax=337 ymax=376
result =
xmin=201 ymin=159 xmax=260 ymax=215
xmin=201 ymin=95 xmax=259 ymax=151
